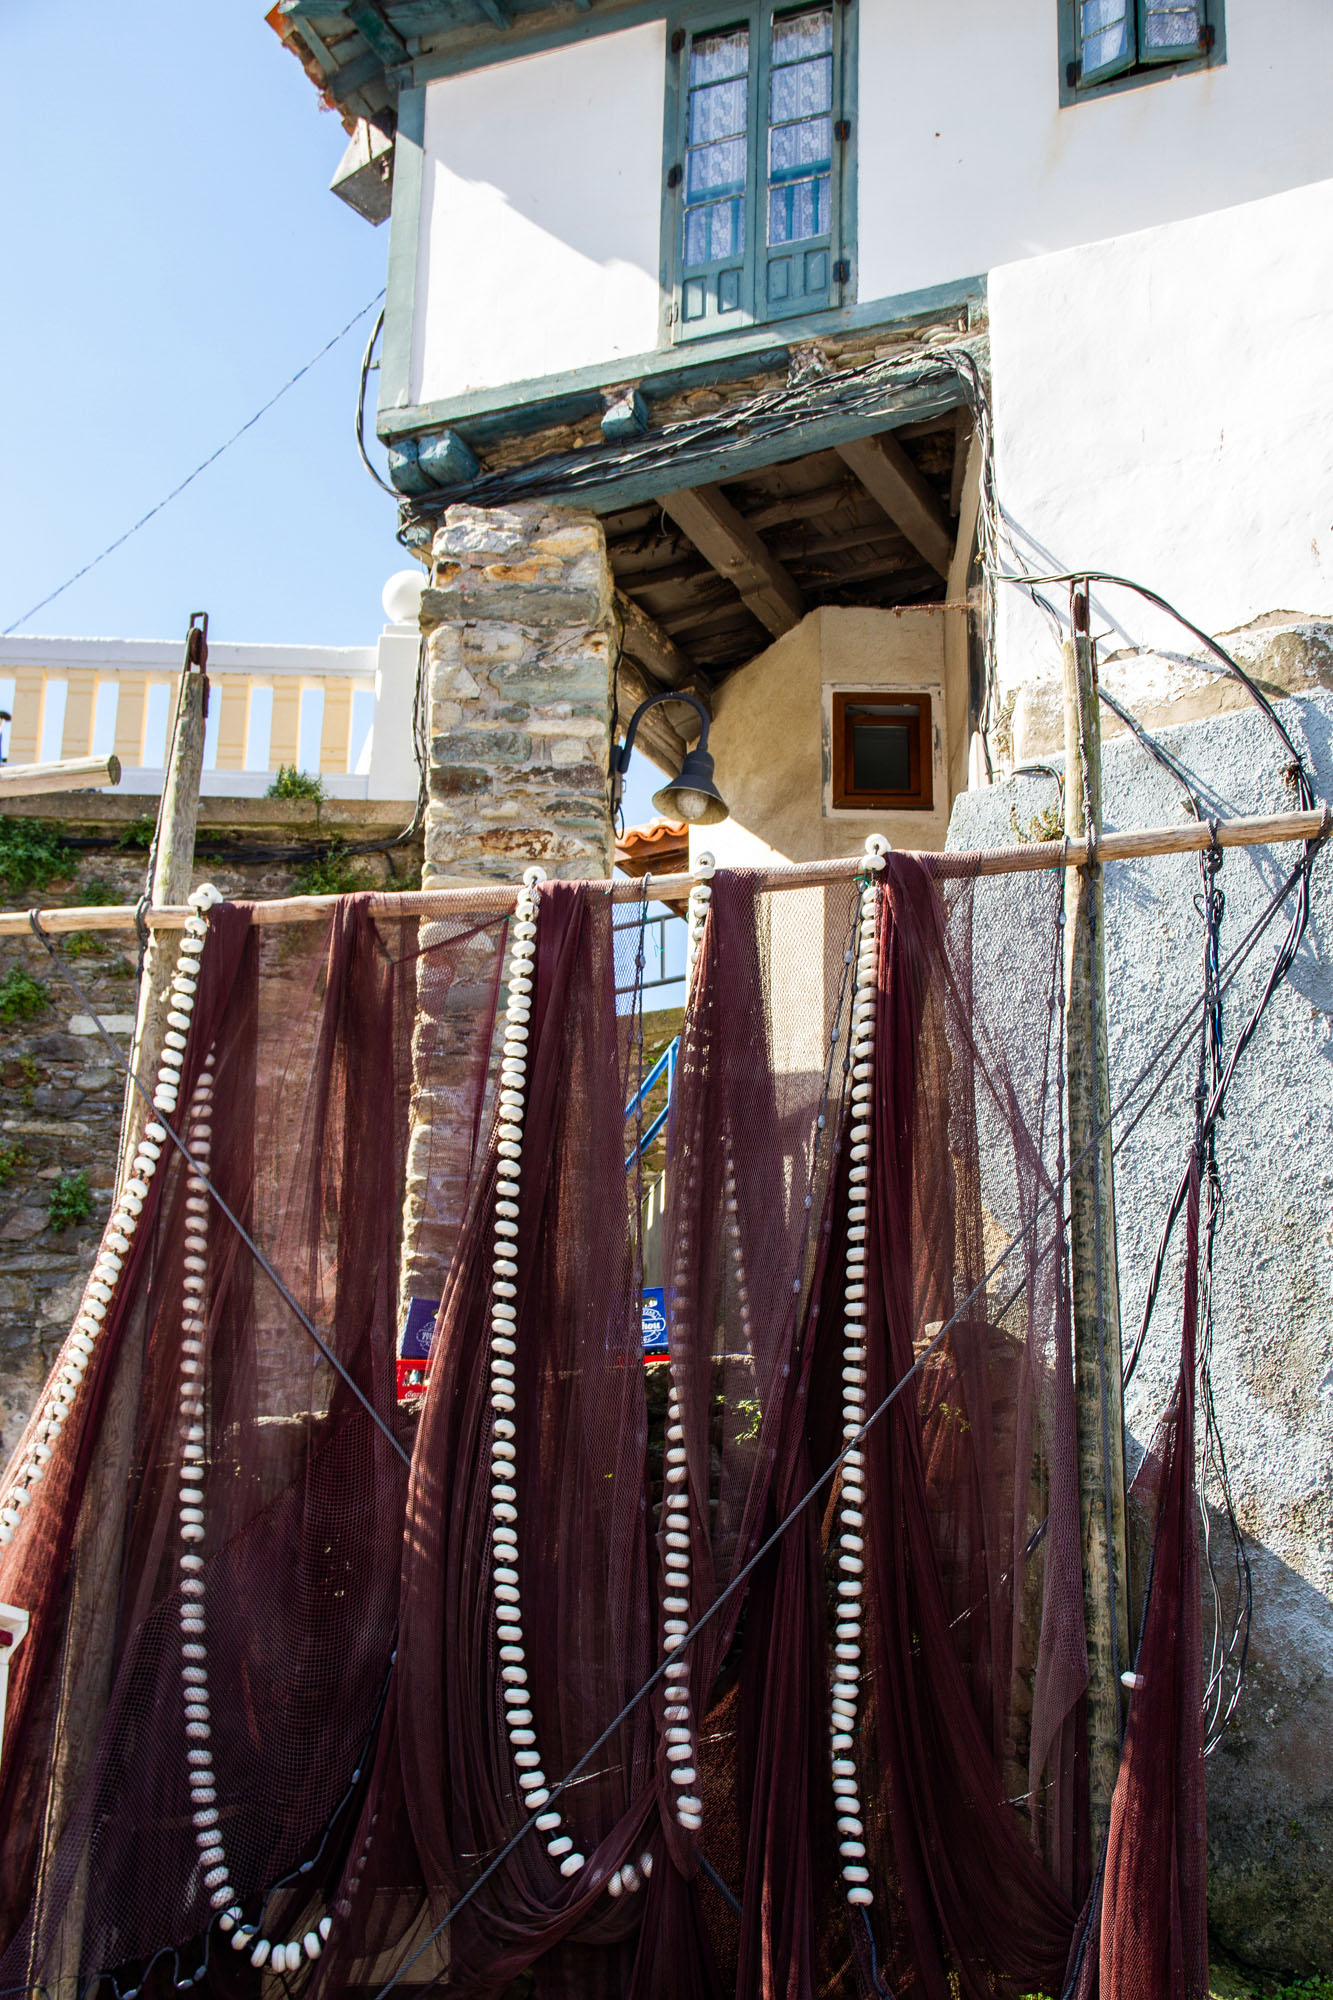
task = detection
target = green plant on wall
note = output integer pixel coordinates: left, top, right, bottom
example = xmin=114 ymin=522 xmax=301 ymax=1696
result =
xmin=47 ymin=1171 xmax=93 ymax=1232
xmin=267 ymin=764 xmax=326 ymax=804
xmin=117 ymin=815 xmax=156 ymax=851
xmin=0 ymin=818 xmax=75 ymax=894
xmin=76 ymin=877 xmax=125 ymax=906
xmin=0 ymin=1142 xmax=27 ymax=1190
xmin=292 ymin=841 xmax=368 ymax=897
xmin=0 ymin=965 xmax=50 ymax=1024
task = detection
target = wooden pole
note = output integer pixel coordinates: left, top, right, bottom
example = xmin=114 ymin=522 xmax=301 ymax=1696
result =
xmin=1062 ymin=619 xmax=1131 ymax=1848
xmin=117 ymin=616 xmax=210 ymax=1185
xmin=30 ymin=619 xmax=209 ymax=1993
xmin=0 ymin=803 xmax=1325 ymax=937
xmin=0 ymin=754 xmax=121 ymax=797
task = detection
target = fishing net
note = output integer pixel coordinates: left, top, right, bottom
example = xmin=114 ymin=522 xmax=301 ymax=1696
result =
xmin=0 ymin=857 xmax=1204 ymax=2000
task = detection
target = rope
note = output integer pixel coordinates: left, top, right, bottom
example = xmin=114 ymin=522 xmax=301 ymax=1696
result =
xmin=24 ymin=912 xmax=412 ymax=1472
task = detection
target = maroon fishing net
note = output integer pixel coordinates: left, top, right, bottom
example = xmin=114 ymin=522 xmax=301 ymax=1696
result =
xmin=0 ymin=858 xmax=1206 ymax=2000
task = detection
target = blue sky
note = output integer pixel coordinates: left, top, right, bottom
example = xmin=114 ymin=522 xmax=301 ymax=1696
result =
xmin=2 ymin=4 xmax=401 ymax=648
xmin=0 ymin=2 xmax=662 ymax=822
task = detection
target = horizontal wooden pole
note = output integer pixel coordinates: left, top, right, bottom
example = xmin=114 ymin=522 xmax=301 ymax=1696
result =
xmin=0 ymin=807 xmax=1325 ymax=937
xmin=0 ymin=753 xmax=120 ymax=797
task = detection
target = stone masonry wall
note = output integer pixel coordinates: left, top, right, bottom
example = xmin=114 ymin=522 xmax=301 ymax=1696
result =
xmin=420 ymin=501 xmax=616 ymax=886
xmin=0 ymin=810 xmax=422 ymax=1464
xmin=398 ymin=500 xmax=616 ymax=1320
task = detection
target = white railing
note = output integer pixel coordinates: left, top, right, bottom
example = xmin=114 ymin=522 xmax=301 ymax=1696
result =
xmin=0 ymin=630 xmax=421 ymax=804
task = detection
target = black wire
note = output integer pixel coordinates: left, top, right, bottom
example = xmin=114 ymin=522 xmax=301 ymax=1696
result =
xmin=355 ymin=307 xmax=397 ymax=497
xmin=25 ymin=911 xmax=411 ymax=1471
xmin=3 ymin=294 xmax=386 ymax=637
xmin=367 ymin=844 xmax=1323 ymax=2000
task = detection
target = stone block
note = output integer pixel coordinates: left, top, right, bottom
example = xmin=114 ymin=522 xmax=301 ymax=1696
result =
xmin=429 ymin=767 xmax=490 ymax=799
xmin=0 ymin=1208 xmax=48 ymax=1242
xmin=434 ymin=504 xmax=528 ymax=558
xmin=533 ymin=523 xmax=604 ymax=560
xmin=432 ymin=730 xmax=532 ymax=767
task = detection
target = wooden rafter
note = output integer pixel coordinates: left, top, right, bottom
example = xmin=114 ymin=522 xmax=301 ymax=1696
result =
xmin=615 ymin=590 xmax=693 ymax=690
xmin=660 ymin=485 xmax=805 ymax=638
xmin=835 ymin=433 xmax=954 ymax=580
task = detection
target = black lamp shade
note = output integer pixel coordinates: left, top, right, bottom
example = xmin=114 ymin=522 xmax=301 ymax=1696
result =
xmin=652 ymin=745 xmax=729 ymax=827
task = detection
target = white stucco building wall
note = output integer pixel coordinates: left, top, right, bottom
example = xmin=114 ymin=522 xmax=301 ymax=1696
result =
xmin=855 ymin=0 xmax=1333 ymax=305
xmin=411 ymin=23 xmax=666 ymax=404
xmin=988 ymin=176 xmax=1333 ymax=713
xmin=405 ymin=0 xmax=1333 ymax=406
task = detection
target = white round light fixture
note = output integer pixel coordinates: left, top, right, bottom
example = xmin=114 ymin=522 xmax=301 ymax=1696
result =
xmin=381 ymin=567 xmax=426 ymax=626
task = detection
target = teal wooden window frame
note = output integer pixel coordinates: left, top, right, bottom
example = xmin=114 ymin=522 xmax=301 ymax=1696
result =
xmin=1059 ymin=0 xmax=1224 ymax=103
xmin=661 ymin=0 xmax=855 ymax=344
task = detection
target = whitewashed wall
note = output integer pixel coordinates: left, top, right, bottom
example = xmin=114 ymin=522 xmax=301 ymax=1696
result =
xmin=407 ymin=0 xmax=1333 ymax=405
xmin=988 ymin=176 xmax=1333 ymax=699
xmin=412 ymin=23 xmax=666 ymax=404
xmin=856 ymin=0 xmax=1333 ymax=306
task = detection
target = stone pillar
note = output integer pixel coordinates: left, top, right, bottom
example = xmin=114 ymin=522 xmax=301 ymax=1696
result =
xmin=421 ymin=501 xmax=616 ymax=886
xmin=397 ymin=500 xmax=617 ymax=1322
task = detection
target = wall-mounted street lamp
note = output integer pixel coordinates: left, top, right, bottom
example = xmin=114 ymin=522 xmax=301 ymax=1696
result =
xmin=611 ymin=691 xmax=729 ymax=827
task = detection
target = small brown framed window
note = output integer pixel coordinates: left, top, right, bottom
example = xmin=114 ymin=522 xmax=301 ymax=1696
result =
xmin=831 ymin=693 xmax=933 ymax=811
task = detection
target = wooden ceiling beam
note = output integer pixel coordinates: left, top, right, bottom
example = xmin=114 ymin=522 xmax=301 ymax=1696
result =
xmin=772 ymin=522 xmax=910 ymax=565
xmin=614 ymin=656 xmax=689 ymax=778
xmin=615 ymin=589 xmax=694 ymax=690
xmin=742 ymin=481 xmax=857 ymax=531
xmin=835 ymin=433 xmax=955 ymax=580
xmin=660 ymin=484 xmax=805 ymax=638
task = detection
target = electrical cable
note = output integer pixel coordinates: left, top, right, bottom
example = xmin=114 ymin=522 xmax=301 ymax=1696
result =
xmin=3 ymin=292 xmax=386 ymax=637
xmin=366 ymin=840 xmax=1324 ymax=2000
xmin=355 ymin=306 xmax=397 ymax=497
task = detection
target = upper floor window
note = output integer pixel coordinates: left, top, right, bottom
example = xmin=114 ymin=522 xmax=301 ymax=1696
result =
xmin=667 ymin=2 xmax=851 ymax=340
xmin=1064 ymin=0 xmax=1222 ymax=98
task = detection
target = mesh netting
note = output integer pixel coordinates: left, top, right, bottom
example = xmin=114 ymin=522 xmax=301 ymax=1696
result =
xmin=0 ymin=860 xmax=1206 ymax=2000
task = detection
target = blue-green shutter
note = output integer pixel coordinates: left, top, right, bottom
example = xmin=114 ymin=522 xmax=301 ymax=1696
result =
xmin=675 ymin=18 xmax=759 ymax=335
xmin=759 ymin=3 xmax=838 ymax=321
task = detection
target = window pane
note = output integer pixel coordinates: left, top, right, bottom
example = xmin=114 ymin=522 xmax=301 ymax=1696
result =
xmin=768 ymin=174 xmax=827 ymax=245
xmin=685 ymin=195 xmax=745 ymax=268
xmin=769 ymin=114 xmax=830 ymax=181
xmin=690 ymin=25 xmax=749 ymax=84
xmin=1141 ymin=0 xmax=1201 ymax=48
xmin=770 ymin=50 xmax=831 ymax=123
xmin=687 ymin=136 xmax=747 ymax=199
xmin=771 ymin=6 xmax=832 ymax=63
xmin=1080 ymin=0 xmax=1129 ymax=68
xmin=689 ymin=75 xmax=747 ymax=144
xmin=852 ymin=722 xmax=911 ymax=795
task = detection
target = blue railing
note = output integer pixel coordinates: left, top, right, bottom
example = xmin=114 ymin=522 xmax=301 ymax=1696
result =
xmin=624 ymin=1036 xmax=679 ymax=1170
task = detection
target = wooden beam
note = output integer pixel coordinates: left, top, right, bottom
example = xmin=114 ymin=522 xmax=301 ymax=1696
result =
xmin=0 ymin=753 xmax=120 ymax=797
xmin=614 ymin=656 xmax=689 ymax=781
xmin=615 ymin=590 xmax=693 ymax=689
xmin=949 ymin=407 xmax=972 ymax=517
xmin=1063 ymin=629 xmax=1131 ymax=1848
xmin=475 ymin=0 xmax=511 ymax=27
xmin=835 ymin=433 xmax=955 ymax=580
xmin=347 ymin=3 xmax=408 ymax=62
xmin=660 ymin=485 xmax=805 ymax=638
xmin=3 ymin=806 xmax=1324 ymax=934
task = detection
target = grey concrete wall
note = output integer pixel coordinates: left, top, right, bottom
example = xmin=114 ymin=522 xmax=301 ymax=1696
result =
xmin=950 ymin=692 xmax=1333 ymax=1975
